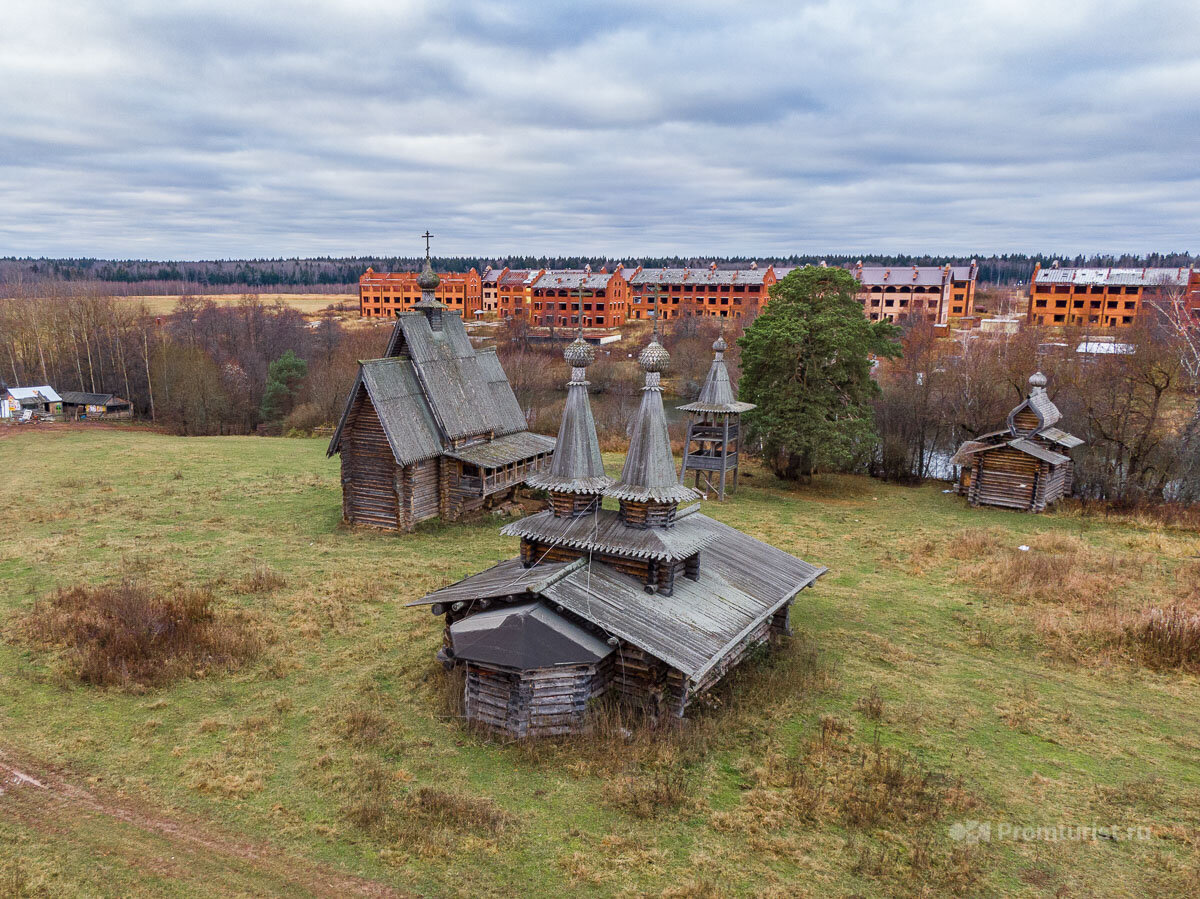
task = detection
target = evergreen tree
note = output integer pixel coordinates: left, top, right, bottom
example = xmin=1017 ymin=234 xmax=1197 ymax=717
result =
xmin=738 ymin=266 xmax=901 ymax=480
xmin=259 ymin=349 xmax=308 ymax=423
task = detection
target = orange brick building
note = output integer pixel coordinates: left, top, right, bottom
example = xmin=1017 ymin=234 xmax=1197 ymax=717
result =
xmin=1027 ymin=264 xmax=1194 ymax=328
xmin=529 ymin=268 xmax=630 ymax=328
xmin=626 ymin=264 xmax=776 ymax=321
xmin=496 ymin=269 xmax=544 ymax=319
xmin=850 ymin=261 xmax=978 ymax=324
xmin=481 ymin=266 xmax=503 ymax=313
xmin=359 ymin=267 xmax=483 ymax=319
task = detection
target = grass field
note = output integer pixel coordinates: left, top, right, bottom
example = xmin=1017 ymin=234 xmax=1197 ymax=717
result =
xmin=2 ymin=427 xmax=1199 ymax=897
xmin=114 ymin=294 xmax=358 ymax=316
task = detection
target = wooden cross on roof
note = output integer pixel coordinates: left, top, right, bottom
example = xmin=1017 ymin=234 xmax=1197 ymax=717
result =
xmin=422 ymin=230 xmax=434 ymax=258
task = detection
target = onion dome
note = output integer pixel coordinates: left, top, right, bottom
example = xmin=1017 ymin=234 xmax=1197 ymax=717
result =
xmin=564 ymin=336 xmax=595 ymax=369
xmin=639 ymin=339 xmax=670 ymax=374
xmin=417 ymin=260 xmax=440 ymax=291
xmin=713 ymin=333 xmax=727 ymax=354
xmin=1029 ymin=371 xmax=1048 ymax=389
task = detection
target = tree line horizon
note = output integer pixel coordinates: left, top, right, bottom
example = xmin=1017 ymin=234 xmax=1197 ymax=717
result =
xmin=2 ymin=251 xmax=1195 ymax=293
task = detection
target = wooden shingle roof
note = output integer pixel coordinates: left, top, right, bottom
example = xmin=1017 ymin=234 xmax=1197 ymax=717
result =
xmin=328 ymin=310 xmax=551 ymax=464
xmin=415 ymin=515 xmax=826 ymax=686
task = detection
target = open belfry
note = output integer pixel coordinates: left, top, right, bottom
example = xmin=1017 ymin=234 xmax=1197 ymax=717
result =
xmin=678 ymin=327 xmax=755 ymax=500
xmin=328 ymin=236 xmax=555 ymax=530
xmin=411 ymin=307 xmax=825 ymax=738
xmin=951 ymin=372 xmax=1084 ymax=512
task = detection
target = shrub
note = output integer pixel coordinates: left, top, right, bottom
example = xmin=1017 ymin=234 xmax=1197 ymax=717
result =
xmin=605 ymin=766 xmax=693 ymax=819
xmin=1124 ymin=607 xmax=1200 ymax=672
xmin=235 ymin=564 xmax=286 ymax=594
xmin=13 ymin=582 xmax=262 ymax=688
xmin=344 ymin=759 xmax=514 ymax=848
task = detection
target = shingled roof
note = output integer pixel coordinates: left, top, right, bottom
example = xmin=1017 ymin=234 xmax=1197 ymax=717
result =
xmin=416 ymin=514 xmax=826 ymax=687
xmin=1007 ymin=372 xmax=1062 ymax=435
xmin=605 ymin=335 xmax=700 ymax=505
xmin=677 ymin=334 xmax=755 ymax=414
xmin=951 ymin=372 xmax=1081 ymax=469
xmin=328 ymin=309 xmax=547 ymax=463
xmin=501 ymin=507 xmax=715 ymax=562
xmin=527 ymin=330 xmax=613 ymax=496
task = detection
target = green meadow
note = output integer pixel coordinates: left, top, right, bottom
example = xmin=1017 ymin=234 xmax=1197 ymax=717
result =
xmin=1 ymin=427 xmax=1198 ymax=897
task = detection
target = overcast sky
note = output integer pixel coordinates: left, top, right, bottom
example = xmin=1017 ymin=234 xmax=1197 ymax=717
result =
xmin=2 ymin=0 xmax=1197 ymax=260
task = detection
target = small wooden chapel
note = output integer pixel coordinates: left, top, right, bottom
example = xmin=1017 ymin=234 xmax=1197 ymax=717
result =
xmin=951 ymin=372 xmax=1083 ymax=512
xmin=411 ymin=313 xmax=826 ymax=738
xmin=328 ymin=244 xmax=554 ymax=531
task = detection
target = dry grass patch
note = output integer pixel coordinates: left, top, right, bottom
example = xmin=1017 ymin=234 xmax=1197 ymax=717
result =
xmin=1123 ymin=606 xmax=1200 ymax=673
xmin=233 ymin=564 xmax=287 ymax=594
xmin=9 ymin=582 xmax=263 ymax=689
xmin=957 ymin=532 xmax=1150 ymax=607
xmin=717 ymin=716 xmax=974 ymax=834
xmin=344 ymin=759 xmax=514 ymax=856
xmin=605 ymin=765 xmax=694 ymax=819
xmin=708 ymin=717 xmax=981 ymax=894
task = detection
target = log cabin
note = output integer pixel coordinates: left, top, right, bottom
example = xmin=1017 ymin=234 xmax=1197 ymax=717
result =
xmin=410 ymin=316 xmax=826 ymax=737
xmin=951 ymin=372 xmax=1083 ymax=512
xmin=59 ymin=391 xmax=133 ymax=420
xmin=328 ymin=255 xmax=555 ymax=531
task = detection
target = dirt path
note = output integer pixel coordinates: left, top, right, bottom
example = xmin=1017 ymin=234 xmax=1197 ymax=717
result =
xmin=0 ymin=746 xmax=408 ymax=898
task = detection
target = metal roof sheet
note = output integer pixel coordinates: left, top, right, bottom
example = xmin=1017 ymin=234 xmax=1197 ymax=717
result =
xmin=628 ymin=268 xmax=767 ymax=286
xmin=532 ymin=270 xmax=617 ymax=291
xmin=498 ymin=269 xmax=539 ymax=286
xmin=1076 ymin=341 xmax=1135 ymax=355
xmin=59 ymin=391 xmax=123 ymax=406
xmin=6 ymin=385 xmax=62 ymax=403
xmin=1035 ymin=267 xmax=1189 ymax=287
xmin=448 ymin=601 xmax=613 ymax=670
xmin=445 ymin=431 xmax=555 ymax=468
xmin=853 ymin=266 xmax=950 ymax=287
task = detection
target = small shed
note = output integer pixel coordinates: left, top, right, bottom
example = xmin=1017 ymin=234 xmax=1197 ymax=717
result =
xmin=59 ymin=391 xmax=133 ymax=420
xmin=2 ymin=386 xmax=62 ymax=420
xmin=951 ymin=372 xmax=1083 ymax=512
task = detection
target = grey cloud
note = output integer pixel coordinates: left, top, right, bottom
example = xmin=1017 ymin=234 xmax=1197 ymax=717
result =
xmin=1 ymin=0 xmax=1198 ymax=258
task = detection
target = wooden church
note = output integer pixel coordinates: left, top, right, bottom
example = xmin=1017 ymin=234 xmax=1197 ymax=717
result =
xmin=411 ymin=315 xmax=825 ymax=738
xmin=677 ymin=330 xmax=754 ymax=500
xmin=951 ymin=372 xmax=1083 ymax=512
xmin=328 ymin=252 xmax=555 ymax=530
